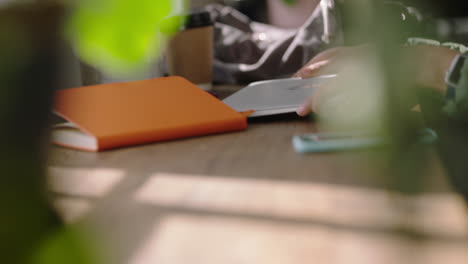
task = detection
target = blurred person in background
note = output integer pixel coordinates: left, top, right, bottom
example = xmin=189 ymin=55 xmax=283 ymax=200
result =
xmin=207 ymin=0 xmax=338 ymax=83
xmin=207 ymin=0 xmax=427 ymax=83
xmin=293 ymin=0 xmax=468 ymax=199
xmin=294 ymin=44 xmax=460 ymax=116
xmin=294 ymin=0 xmax=468 ymax=116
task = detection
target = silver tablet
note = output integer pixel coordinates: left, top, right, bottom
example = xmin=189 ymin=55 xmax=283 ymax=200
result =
xmin=223 ymin=75 xmax=335 ymax=117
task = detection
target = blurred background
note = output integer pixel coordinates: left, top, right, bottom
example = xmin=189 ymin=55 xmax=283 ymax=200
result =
xmin=2 ymin=0 xmax=468 ymax=263
xmin=63 ymin=0 xmax=468 ymax=87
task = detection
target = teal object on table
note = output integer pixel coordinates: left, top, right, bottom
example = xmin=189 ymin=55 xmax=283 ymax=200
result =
xmin=292 ymin=129 xmax=438 ymax=153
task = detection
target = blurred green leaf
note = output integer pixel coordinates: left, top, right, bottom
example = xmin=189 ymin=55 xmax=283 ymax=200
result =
xmin=67 ymin=0 xmax=186 ymax=76
xmin=32 ymin=228 xmax=100 ymax=264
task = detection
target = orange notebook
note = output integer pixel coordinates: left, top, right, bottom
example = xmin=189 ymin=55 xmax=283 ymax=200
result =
xmin=52 ymin=76 xmax=247 ymax=151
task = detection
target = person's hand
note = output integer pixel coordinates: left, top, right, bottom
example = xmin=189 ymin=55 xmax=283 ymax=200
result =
xmin=294 ymin=45 xmax=459 ymax=117
xmin=294 ymin=45 xmax=369 ymax=116
xmin=293 ymin=46 xmax=357 ymax=79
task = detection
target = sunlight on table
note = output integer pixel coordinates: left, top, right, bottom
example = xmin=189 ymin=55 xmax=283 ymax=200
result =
xmin=134 ymin=173 xmax=468 ymax=238
xmin=48 ymin=167 xmax=126 ymax=198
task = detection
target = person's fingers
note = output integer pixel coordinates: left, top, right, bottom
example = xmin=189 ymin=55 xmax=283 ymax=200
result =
xmin=296 ymin=84 xmax=331 ymax=116
xmin=296 ymin=97 xmax=313 ymax=116
xmin=294 ymin=60 xmax=331 ymax=78
xmin=305 ymin=47 xmax=344 ymax=66
xmin=297 ymin=77 xmax=345 ymax=116
xmin=293 ymin=48 xmax=344 ymax=77
xmin=311 ymin=85 xmax=328 ymax=113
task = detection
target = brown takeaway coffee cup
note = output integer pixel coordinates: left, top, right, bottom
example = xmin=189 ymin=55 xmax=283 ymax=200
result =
xmin=166 ymin=11 xmax=214 ymax=91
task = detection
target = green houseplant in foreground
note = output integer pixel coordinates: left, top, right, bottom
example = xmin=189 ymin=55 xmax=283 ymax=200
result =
xmin=0 ymin=0 xmax=184 ymax=263
xmin=67 ymin=0 xmax=186 ymax=76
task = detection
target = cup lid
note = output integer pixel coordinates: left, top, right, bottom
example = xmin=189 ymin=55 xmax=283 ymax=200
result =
xmin=185 ymin=11 xmax=213 ymax=29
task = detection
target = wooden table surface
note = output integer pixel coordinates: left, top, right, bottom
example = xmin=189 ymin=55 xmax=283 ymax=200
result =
xmin=48 ymin=85 xmax=468 ymax=264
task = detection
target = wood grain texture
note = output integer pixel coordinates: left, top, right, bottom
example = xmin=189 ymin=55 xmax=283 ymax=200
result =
xmin=48 ymin=85 xmax=468 ymax=264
